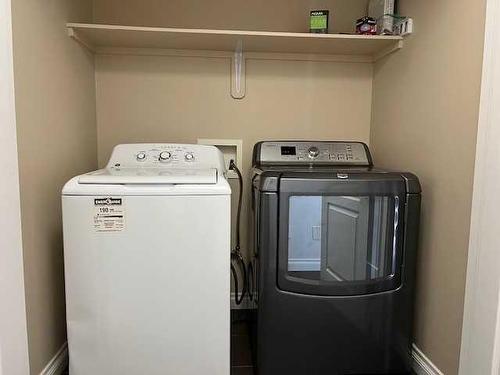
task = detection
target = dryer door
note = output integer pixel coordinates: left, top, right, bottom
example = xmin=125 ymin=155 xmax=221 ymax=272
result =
xmin=278 ymin=173 xmax=406 ymax=296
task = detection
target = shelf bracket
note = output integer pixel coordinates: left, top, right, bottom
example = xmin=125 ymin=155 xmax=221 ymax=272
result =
xmin=373 ymin=40 xmax=404 ymax=62
xmin=231 ymin=40 xmax=246 ymax=99
xmin=67 ymin=27 xmax=96 ymax=53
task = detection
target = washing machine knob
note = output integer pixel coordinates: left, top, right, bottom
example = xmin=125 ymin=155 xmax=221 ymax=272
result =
xmin=159 ymin=151 xmax=172 ymax=161
xmin=308 ymin=146 xmax=320 ymax=158
xmin=136 ymin=152 xmax=147 ymax=161
xmin=185 ymin=152 xmax=195 ymax=161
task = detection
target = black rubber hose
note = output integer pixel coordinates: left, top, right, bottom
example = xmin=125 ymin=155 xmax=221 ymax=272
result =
xmin=230 ymin=263 xmax=241 ymax=305
xmin=229 ymin=160 xmax=247 ymax=305
xmin=231 ymin=251 xmax=247 ymax=305
xmin=230 ymin=160 xmax=243 ymax=249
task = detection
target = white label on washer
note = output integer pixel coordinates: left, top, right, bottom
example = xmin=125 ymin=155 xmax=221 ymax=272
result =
xmin=93 ymin=197 xmax=125 ymax=232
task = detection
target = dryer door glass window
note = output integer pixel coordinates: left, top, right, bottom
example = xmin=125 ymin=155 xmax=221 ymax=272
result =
xmin=282 ymin=194 xmax=402 ymax=295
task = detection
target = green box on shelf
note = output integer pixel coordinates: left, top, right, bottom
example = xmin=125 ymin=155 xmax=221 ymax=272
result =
xmin=310 ymin=10 xmax=329 ymax=33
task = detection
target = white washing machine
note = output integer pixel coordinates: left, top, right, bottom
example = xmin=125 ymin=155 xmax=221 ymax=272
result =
xmin=62 ymin=143 xmax=231 ymax=375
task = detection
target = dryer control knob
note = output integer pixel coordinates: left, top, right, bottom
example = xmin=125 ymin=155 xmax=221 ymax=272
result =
xmin=136 ymin=152 xmax=147 ymax=161
xmin=185 ymin=153 xmax=195 ymax=161
xmin=308 ymin=147 xmax=320 ymax=159
xmin=159 ymin=151 xmax=172 ymax=161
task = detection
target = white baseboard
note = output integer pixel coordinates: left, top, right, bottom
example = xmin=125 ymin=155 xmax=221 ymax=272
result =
xmin=412 ymin=344 xmax=444 ymax=375
xmin=40 ymin=342 xmax=68 ymax=375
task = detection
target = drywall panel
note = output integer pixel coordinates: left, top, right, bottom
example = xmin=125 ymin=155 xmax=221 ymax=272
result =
xmin=93 ymin=0 xmax=369 ymax=34
xmin=11 ymin=0 xmax=97 ymax=373
xmin=95 ymin=54 xmax=372 ymax=259
xmin=0 ymin=0 xmax=29 ymax=373
xmin=370 ymin=0 xmax=487 ymax=373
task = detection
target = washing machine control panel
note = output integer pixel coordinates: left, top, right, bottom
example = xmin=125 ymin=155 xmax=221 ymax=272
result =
xmin=129 ymin=145 xmax=197 ymax=165
xmin=256 ymin=141 xmax=372 ymax=166
xmin=105 ymin=143 xmax=224 ymax=170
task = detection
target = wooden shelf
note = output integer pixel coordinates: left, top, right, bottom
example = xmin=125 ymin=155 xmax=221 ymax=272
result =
xmin=67 ymin=23 xmax=403 ymax=61
xmin=67 ymin=23 xmax=404 ymax=99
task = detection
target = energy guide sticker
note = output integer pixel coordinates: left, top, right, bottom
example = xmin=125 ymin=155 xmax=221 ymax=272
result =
xmin=93 ymin=197 xmax=125 ymax=232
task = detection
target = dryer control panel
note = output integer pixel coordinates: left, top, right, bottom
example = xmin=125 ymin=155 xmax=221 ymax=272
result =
xmin=253 ymin=141 xmax=372 ymax=166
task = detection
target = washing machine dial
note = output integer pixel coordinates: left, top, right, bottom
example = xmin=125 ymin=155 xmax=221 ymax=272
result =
xmin=136 ymin=152 xmax=147 ymax=161
xmin=308 ymin=146 xmax=320 ymax=159
xmin=159 ymin=151 xmax=172 ymax=161
xmin=185 ymin=152 xmax=195 ymax=161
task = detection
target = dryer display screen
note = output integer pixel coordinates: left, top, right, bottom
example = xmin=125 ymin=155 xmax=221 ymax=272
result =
xmin=281 ymin=146 xmax=296 ymax=155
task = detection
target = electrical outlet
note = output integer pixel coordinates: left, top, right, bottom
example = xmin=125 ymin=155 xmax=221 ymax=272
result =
xmin=197 ymin=139 xmax=243 ymax=179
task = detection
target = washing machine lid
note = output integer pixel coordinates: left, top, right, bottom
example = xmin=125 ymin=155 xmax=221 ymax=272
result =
xmin=78 ymin=167 xmax=218 ymax=185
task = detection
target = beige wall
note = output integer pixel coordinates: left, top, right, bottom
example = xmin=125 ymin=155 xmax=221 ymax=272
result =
xmin=93 ymin=0 xmax=368 ymax=34
xmin=370 ymin=0 xmax=486 ymax=373
xmin=12 ymin=0 xmax=97 ymax=373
